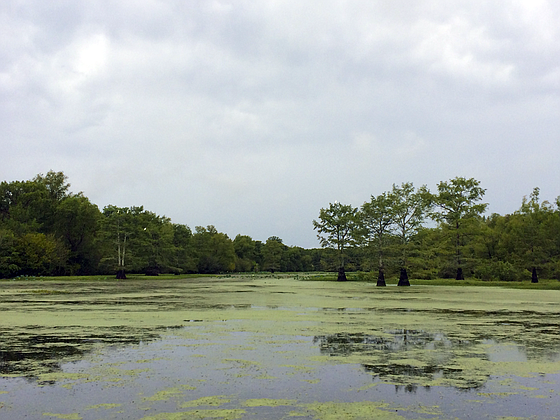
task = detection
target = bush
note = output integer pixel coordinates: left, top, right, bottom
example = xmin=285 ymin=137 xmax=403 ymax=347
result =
xmin=355 ymin=271 xmax=377 ymax=282
xmin=474 ymin=261 xmax=521 ymax=282
xmin=413 ymin=268 xmax=439 ymax=280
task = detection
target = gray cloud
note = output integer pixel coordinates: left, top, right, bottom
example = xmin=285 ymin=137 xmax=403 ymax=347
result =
xmin=2 ymin=0 xmax=559 ymax=247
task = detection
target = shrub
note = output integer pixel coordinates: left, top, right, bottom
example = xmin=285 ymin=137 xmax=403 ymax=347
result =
xmin=474 ymin=261 xmax=521 ymax=282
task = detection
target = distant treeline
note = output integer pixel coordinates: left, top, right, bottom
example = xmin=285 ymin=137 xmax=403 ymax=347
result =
xmin=1 ymin=171 xmax=560 ymax=281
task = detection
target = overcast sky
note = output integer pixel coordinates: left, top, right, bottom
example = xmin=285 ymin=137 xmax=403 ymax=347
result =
xmin=2 ymin=1 xmax=559 ymax=248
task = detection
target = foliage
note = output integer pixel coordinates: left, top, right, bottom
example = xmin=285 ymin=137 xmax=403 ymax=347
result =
xmin=262 ymin=236 xmax=286 ymax=272
xmin=313 ymin=202 xmax=360 ymax=280
xmin=360 ymin=191 xmax=395 ymax=274
xmin=430 ymin=177 xmax=488 ymax=279
xmin=3 ymin=171 xmax=560 ymax=283
xmin=192 ymin=226 xmax=236 ymax=274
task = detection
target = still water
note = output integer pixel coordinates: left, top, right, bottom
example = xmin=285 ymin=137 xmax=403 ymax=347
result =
xmin=1 ymin=276 xmax=560 ymax=419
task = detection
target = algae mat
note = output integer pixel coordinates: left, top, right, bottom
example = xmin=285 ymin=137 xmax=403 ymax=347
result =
xmin=1 ymin=276 xmax=560 ymax=419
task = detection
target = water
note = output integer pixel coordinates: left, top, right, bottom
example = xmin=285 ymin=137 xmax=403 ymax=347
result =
xmin=1 ymin=277 xmax=560 ymax=419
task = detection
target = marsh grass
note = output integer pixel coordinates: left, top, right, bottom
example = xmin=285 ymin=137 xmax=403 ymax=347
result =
xmin=3 ymin=271 xmax=560 ymax=289
xmin=298 ymin=272 xmax=560 ymax=289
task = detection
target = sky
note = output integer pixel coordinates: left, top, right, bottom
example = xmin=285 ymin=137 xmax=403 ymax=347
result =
xmin=2 ymin=1 xmax=559 ymax=248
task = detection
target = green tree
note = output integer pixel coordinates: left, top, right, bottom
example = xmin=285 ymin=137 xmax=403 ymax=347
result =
xmin=509 ymin=188 xmax=555 ymax=282
xmin=391 ymin=182 xmax=431 ymax=286
xmin=32 ymin=171 xmax=72 ymax=235
xmin=284 ymin=246 xmax=313 ymax=272
xmin=431 ymin=177 xmax=488 ymax=280
xmin=172 ymin=224 xmax=197 ymax=274
xmin=262 ymin=236 xmax=286 ymax=273
xmin=33 ymin=171 xmax=70 ymax=202
xmin=233 ymin=234 xmax=257 ymax=272
xmin=12 ymin=233 xmax=68 ymax=276
xmin=135 ymin=211 xmax=176 ymax=275
xmin=0 ymin=179 xmax=48 ymax=234
xmin=0 ymin=229 xmax=18 ymax=277
xmin=54 ymin=195 xmax=102 ymax=274
xmin=192 ymin=226 xmax=236 ymax=273
xmin=313 ymin=202 xmax=359 ymax=281
xmin=0 ymin=171 xmax=92 ymax=276
xmin=360 ymin=192 xmax=395 ymax=286
xmin=101 ymin=205 xmax=138 ymax=279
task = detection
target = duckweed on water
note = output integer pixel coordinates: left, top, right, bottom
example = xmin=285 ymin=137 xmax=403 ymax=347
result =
xmin=144 ymin=385 xmax=197 ymax=402
xmin=42 ymin=413 xmax=82 ymax=420
xmin=140 ymin=409 xmax=246 ymax=420
xmin=2 ymin=276 xmax=560 ymax=418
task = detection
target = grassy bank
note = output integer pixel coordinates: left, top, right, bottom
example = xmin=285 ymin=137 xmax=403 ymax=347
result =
xmin=2 ymin=271 xmax=560 ymax=290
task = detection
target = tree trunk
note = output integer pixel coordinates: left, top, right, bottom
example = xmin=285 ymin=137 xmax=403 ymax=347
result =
xmin=455 ymin=222 xmax=463 ymax=280
xmin=376 ymin=269 xmax=386 ymax=287
xmin=116 ymin=269 xmax=127 ymax=280
xmin=398 ymin=268 xmax=410 ymax=286
xmin=531 ymin=267 xmax=538 ymax=283
xmin=337 ymin=267 xmax=347 ymax=281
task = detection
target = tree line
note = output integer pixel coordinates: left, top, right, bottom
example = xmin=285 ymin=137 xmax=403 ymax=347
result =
xmin=1 ymin=172 xmax=559 ymax=282
xmin=0 ymin=171 xmax=330 ymax=278
xmin=314 ymin=177 xmax=560 ymax=284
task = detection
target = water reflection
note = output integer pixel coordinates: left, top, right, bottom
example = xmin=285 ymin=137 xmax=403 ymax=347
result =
xmin=0 ymin=326 xmax=162 ymax=379
xmin=314 ymin=330 xmax=488 ymax=390
xmin=312 ymin=314 xmax=560 ymax=391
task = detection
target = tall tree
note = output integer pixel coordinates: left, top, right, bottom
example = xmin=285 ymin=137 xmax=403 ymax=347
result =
xmin=233 ymin=234 xmax=257 ymax=272
xmin=511 ymin=188 xmax=554 ymax=283
xmin=431 ymin=177 xmax=488 ymax=280
xmin=54 ymin=195 xmax=102 ymax=275
xmin=136 ymin=211 xmax=176 ymax=275
xmin=360 ymin=192 xmax=395 ymax=286
xmin=262 ymin=236 xmax=286 ymax=273
xmin=391 ymin=182 xmax=431 ymax=286
xmin=172 ymin=224 xmax=197 ymax=274
xmin=192 ymin=226 xmax=236 ymax=273
xmin=101 ymin=206 xmax=138 ymax=279
xmin=313 ymin=202 xmax=359 ymax=281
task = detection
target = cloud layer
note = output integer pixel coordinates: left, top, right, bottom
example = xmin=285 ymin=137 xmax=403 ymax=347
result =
xmin=2 ymin=0 xmax=559 ymax=247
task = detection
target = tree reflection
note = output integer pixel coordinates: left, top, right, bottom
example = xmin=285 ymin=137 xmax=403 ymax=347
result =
xmin=313 ymin=330 xmax=486 ymax=391
xmin=0 ymin=326 xmax=162 ymax=381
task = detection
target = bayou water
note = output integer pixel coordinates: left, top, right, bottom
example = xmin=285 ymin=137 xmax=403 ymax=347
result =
xmin=1 ymin=276 xmax=560 ymax=419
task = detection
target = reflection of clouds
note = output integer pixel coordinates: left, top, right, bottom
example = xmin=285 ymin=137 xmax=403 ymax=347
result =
xmin=313 ymin=321 xmax=560 ymax=391
xmin=313 ymin=330 xmax=486 ymax=390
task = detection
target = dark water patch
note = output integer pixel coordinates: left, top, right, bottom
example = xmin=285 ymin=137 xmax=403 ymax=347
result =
xmin=0 ymin=326 xmax=161 ymax=378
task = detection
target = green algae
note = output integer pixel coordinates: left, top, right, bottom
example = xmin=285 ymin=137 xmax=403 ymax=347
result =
xmin=144 ymin=385 xmax=197 ymax=402
xmin=85 ymin=403 xmax=122 ymax=410
xmin=302 ymin=401 xmax=406 ymax=420
xmin=141 ymin=410 xmax=246 ymax=420
xmin=178 ymin=396 xmax=231 ymax=408
xmin=2 ymin=276 xmax=560 ymax=418
xmin=43 ymin=413 xmax=82 ymax=420
xmin=243 ymin=398 xmax=297 ymax=407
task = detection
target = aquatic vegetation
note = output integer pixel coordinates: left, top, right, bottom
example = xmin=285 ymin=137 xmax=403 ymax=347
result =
xmin=1 ymin=275 xmax=560 ymax=418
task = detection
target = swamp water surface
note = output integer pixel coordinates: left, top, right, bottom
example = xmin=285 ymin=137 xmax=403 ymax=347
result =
xmin=1 ymin=276 xmax=560 ymax=419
